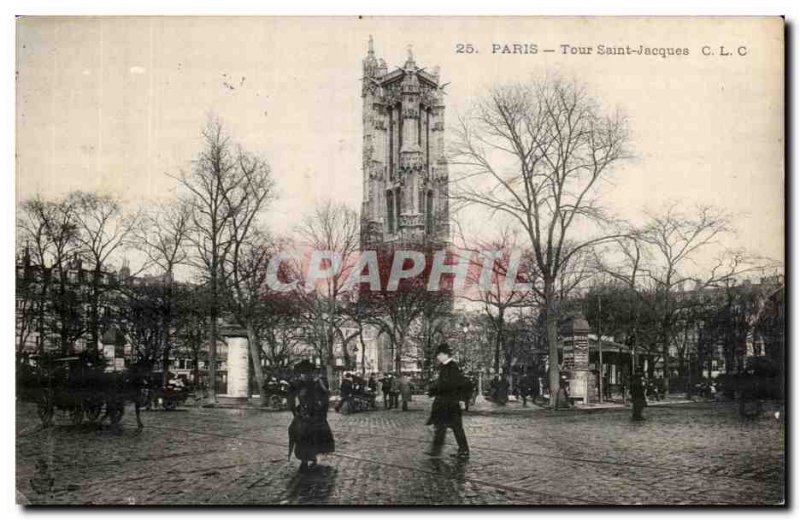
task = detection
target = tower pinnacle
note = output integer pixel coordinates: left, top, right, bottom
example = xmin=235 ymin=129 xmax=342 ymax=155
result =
xmin=405 ymin=44 xmax=416 ymax=68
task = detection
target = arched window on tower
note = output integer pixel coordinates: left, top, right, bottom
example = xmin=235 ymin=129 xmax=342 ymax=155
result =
xmin=398 ymin=104 xmax=404 ymax=152
xmin=425 ymin=107 xmax=431 ymax=175
xmin=388 ymin=107 xmax=394 ymax=179
xmin=386 ymin=190 xmax=395 ymax=234
xmin=395 ymin=188 xmax=403 ymax=232
xmin=426 ymin=191 xmax=434 ymax=235
xmin=418 ymin=104 xmax=423 ymax=147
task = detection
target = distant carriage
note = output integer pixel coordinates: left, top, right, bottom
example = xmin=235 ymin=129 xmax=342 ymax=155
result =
xmin=17 ymin=352 xmax=145 ymax=430
xmin=338 ymin=376 xmax=377 ymax=414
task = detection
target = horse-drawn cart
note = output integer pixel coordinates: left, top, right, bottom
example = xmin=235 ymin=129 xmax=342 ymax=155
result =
xmin=17 ymin=352 xmax=144 ymax=430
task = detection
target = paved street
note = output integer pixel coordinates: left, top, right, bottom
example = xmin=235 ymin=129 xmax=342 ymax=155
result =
xmin=16 ymin=399 xmax=784 ymax=506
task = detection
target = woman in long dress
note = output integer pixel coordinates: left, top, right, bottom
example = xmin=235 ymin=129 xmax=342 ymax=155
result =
xmin=287 ymin=360 xmax=335 ymax=472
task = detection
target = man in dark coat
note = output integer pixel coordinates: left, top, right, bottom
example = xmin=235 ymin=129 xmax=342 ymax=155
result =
xmin=288 ymin=360 xmax=335 ymax=472
xmin=519 ymin=372 xmax=535 ymax=407
xmin=425 ymin=343 xmax=470 ymax=460
xmin=461 ymin=375 xmax=475 ymax=411
xmin=335 ymin=372 xmax=353 ymax=413
xmin=630 ymin=370 xmax=647 ymax=421
xmin=380 ymin=373 xmax=392 ymax=409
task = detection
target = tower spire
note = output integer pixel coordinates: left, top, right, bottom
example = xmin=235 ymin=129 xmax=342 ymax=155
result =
xmin=405 ymin=44 xmax=415 ymax=68
xmin=363 ymin=35 xmax=378 ymax=78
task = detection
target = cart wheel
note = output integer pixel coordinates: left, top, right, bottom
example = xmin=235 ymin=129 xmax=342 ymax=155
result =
xmin=164 ymin=398 xmax=178 ymax=411
xmin=70 ymin=407 xmax=84 ymax=425
xmin=37 ymin=396 xmax=54 ymax=428
xmin=269 ymin=395 xmax=282 ymax=409
xmin=108 ymin=405 xmax=124 ymax=425
xmin=85 ymin=405 xmax=102 ymax=422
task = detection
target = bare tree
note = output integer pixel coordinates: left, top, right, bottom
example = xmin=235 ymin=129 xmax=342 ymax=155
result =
xmin=638 ymin=204 xmax=751 ymax=391
xmin=17 ymin=195 xmax=82 ymax=354
xmin=457 ymin=227 xmax=535 ymax=375
xmin=115 ymin=281 xmax=168 ymax=376
xmin=294 ymin=201 xmax=360 ymax=384
xmin=452 ymin=77 xmax=629 ymax=405
xmin=132 ymin=200 xmax=191 ymax=384
xmin=592 ymin=235 xmax=648 ymax=371
xmin=69 ymin=191 xmax=136 ymax=352
xmin=174 ymin=284 xmax=210 ymax=386
xmin=222 ymin=146 xmax=275 ymax=401
xmin=595 ymin=204 xmax=775 ymax=391
xmin=175 ymin=118 xmax=269 ymax=403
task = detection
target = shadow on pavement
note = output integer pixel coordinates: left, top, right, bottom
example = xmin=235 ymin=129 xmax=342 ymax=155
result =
xmin=422 ymin=456 xmax=469 ymax=504
xmin=284 ymin=465 xmax=338 ymax=504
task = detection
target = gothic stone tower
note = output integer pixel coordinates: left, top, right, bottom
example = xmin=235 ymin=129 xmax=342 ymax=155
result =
xmin=360 ymin=37 xmax=450 ymax=248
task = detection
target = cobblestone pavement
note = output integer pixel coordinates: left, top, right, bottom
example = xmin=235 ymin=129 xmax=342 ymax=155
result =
xmin=16 ymin=399 xmax=784 ymax=506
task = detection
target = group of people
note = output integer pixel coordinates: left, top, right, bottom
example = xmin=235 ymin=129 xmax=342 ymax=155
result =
xmin=286 ymin=343 xmax=472 ymax=471
xmin=378 ymin=372 xmax=413 ymax=411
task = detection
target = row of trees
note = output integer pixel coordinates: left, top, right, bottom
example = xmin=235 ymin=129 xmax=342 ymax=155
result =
xmin=17 ymin=119 xmax=283 ymax=403
xmin=18 ymin=76 xmax=783 ymax=405
xmin=17 ymin=118 xmax=455 ymax=404
xmin=450 ymin=77 xmax=782 ymax=403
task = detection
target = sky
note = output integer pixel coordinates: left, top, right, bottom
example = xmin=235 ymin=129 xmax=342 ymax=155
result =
xmin=15 ymin=16 xmax=784 ymax=268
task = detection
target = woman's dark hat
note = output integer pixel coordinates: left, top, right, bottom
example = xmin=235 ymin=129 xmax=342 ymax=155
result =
xmin=435 ymin=343 xmax=452 ymax=356
xmin=294 ymin=360 xmax=316 ymax=374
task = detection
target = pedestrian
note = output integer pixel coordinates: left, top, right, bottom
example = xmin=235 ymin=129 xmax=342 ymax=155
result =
xmin=287 ymin=360 xmax=335 ymax=472
xmin=368 ymin=374 xmax=377 ymax=393
xmin=470 ymin=376 xmax=479 ymax=407
xmin=461 ymin=374 xmax=474 ymax=411
xmin=389 ymin=373 xmax=401 ymax=409
xmin=620 ymin=373 xmax=628 ymax=404
xmin=335 ymin=372 xmax=353 ymax=413
xmin=519 ymin=372 xmax=534 ymax=407
xmin=380 ymin=373 xmax=392 ymax=409
xmin=603 ymin=374 xmax=612 ymax=400
xmin=630 ymin=370 xmax=646 ymax=421
xmin=555 ymin=376 xmax=571 ymax=410
xmin=497 ymin=376 xmax=509 ymax=405
xmin=399 ymin=374 xmax=412 ymax=411
xmin=425 ymin=343 xmax=470 ymax=460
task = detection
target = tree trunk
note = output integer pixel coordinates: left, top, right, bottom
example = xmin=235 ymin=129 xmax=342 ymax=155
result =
xmin=163 ymin=278 xmax=173 ymax=387
xmin=162 ymin=347 xmax=171 ymax=387
xmin=494 ymin=311 xmax=505 ymax=375
xmin=545 ymin=281 xmax=560 ymax=407
xmin=193 ymin=349 xmax=200 ymax=386
xmin=90 ymin=267 xmax=101 ymax=352
xmin=207 ymin=306 xmax=218 ymax=404
xmin=58 ymin=273 xmax=69 ymax=355
xmin=395 ymin=331 xmax=406 ymax=375
xmin=245 ymin=322 xmax=267 ymax=406
xmin=326 ymin=361 xmax=335 ymax=391
xmin=358 ymin=325 xmax=367 ymax=375
xmin=37 ymin=268 xmax=48 ymax=357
